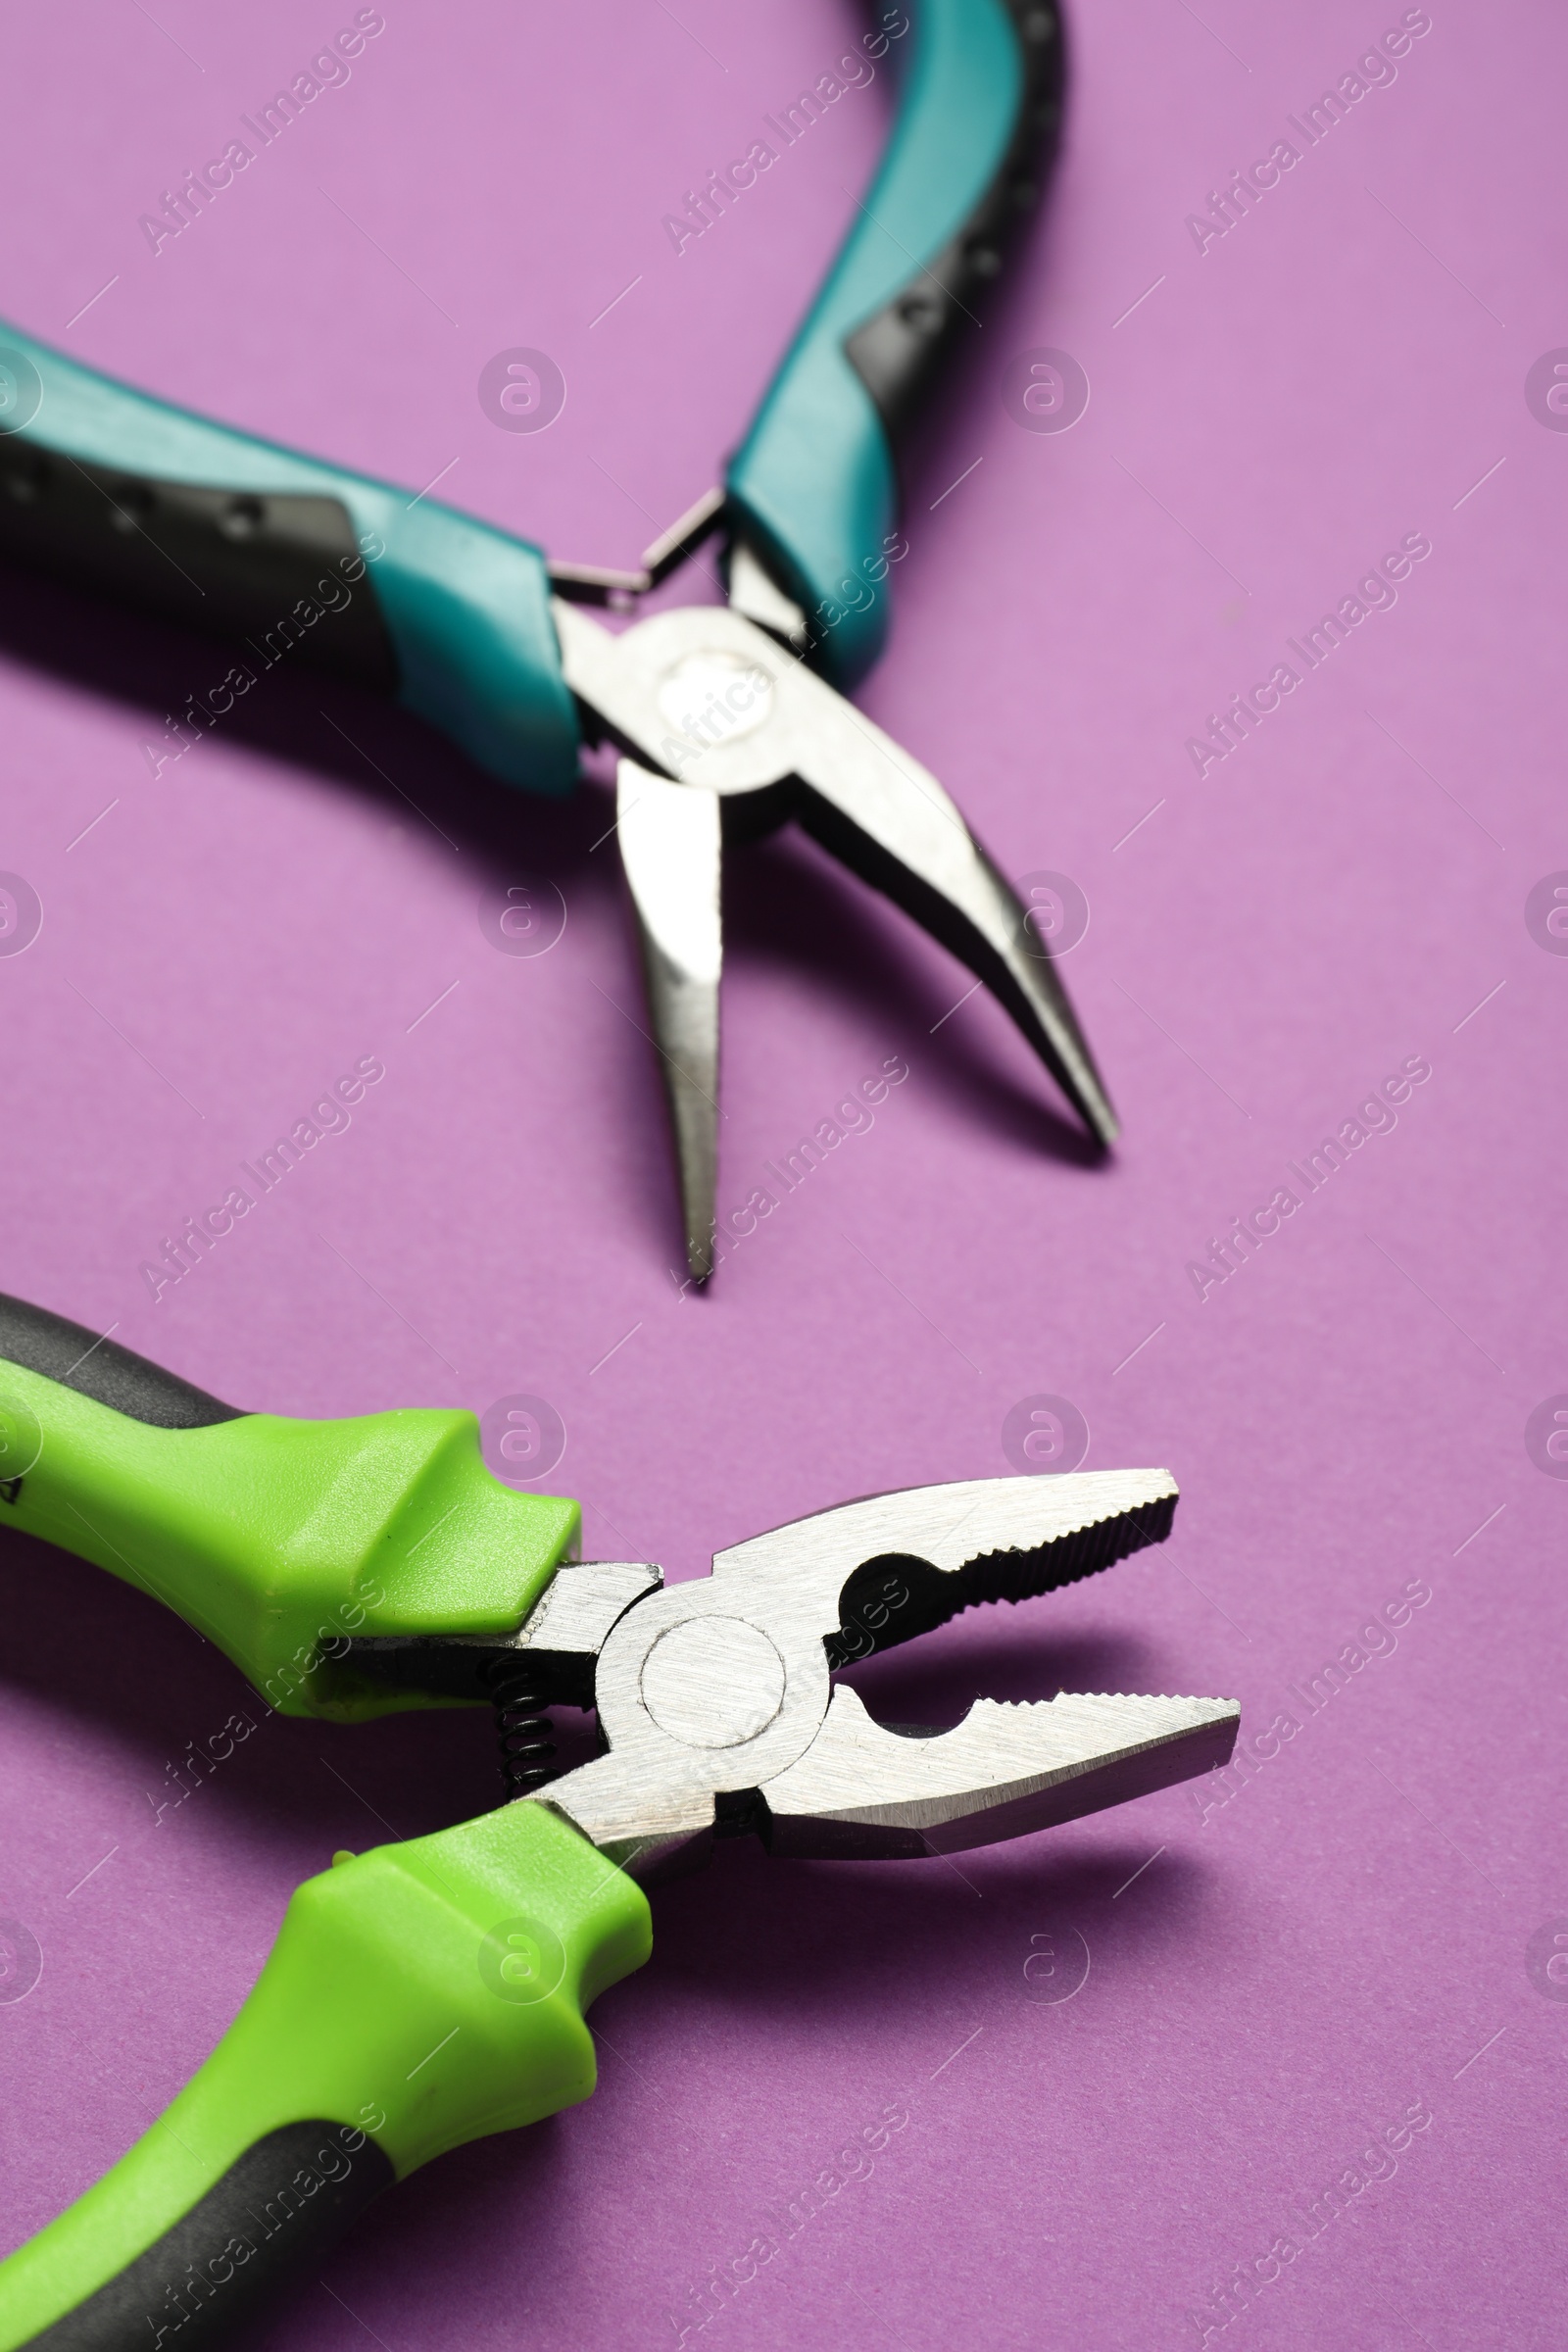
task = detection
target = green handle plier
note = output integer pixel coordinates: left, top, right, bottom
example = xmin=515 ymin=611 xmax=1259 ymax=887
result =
xmin=0 ymin=1291 xmax=1236 ymax=2344
xmin=0 ymin=0 xmax=1115 ymax=1282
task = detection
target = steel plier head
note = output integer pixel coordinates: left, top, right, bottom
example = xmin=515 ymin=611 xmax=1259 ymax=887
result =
xmin=554 ymin=536 xmax=1120 ymax=1283
xmin=355 ymin=1466 xmax=1235 ymax=1882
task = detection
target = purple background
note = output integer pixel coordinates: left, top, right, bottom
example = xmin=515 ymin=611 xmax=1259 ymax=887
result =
xmin=0 ymin=3 xmax=1562 ymax=2345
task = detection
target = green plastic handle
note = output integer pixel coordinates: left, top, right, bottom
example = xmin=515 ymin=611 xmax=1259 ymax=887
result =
xmin=0 ymin=1800 xmax=651 ymax=2349
xmin=726 ymin=0 xmax=1063 ymax=688
xmin=0 ymin=322 xmax=580 ymax=791
xmin=0 ymin=1303 xmax=579 ymax=1720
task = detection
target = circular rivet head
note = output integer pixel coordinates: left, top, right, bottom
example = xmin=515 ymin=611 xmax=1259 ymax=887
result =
xmin=657 ymin=648 xmax=775 ymax=751
xmin=640 ymin=1617 xmax=787 ymax=1749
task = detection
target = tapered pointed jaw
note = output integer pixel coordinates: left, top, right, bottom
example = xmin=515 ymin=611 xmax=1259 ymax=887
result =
xmin=785 ymin=706 xmax=1118 ymax=1150
xmin=553 ymin=597 xmax=1115 ymax=1151
xmin=760 ymin=1684 xmax=1239 ymax=1859
xmin=616 ymin=758 xmax=722 ymax=1281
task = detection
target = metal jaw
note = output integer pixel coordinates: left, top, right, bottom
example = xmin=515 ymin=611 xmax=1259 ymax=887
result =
xmin=527 ymin=1471 xmax=1238 ymax=1886
xmin=554 ymin=588 xmax=1119 ymax=1283
xmin=341 ymin=1561 xmax=662 ymax=1709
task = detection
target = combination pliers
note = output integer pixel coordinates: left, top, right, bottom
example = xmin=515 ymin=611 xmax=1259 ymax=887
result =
xmin=0 ymin=0 xmax=1115 ymax=1281
xmin=0 ymin=1291 xmax=1237 ymax=2345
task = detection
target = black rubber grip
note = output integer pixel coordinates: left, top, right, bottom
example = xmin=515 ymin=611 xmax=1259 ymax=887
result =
xmin=0 ymin=1293 xmax=244 ymax=1429
xmin=24 ymin=2122 xmax=395 ymax=2349
xmin=844 ymin=0 xmax=1066 ymax=452
xmin=0 ymin=449 xmax=398 ymax=693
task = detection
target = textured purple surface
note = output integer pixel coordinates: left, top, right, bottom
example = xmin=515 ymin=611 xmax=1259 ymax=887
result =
xmin=0 ymin=3 xmax=1562 ymax=2346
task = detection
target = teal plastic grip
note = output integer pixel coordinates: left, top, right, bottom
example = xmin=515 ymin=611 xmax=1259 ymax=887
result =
xmin=0 ymin=321 xmax=580 ymax=791
xmin=725 ymin=0 xmax=1045 ymax=690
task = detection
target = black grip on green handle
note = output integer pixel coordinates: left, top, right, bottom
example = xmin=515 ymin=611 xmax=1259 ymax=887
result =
xmin=0 ymin=1306 xmax=651 ymax=2348
xmin=25 ymin=2126 xmax=394 ymax=2350
xmin=0 ymin=1289 xmax=583 ymax=1720
xmin=0 ymin=1294 xmax=242 ymax=1432
xmin=0 ymin=1809 xmax=652 ymax=2351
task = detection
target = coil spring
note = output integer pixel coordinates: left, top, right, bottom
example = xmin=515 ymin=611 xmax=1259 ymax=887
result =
xmin=481 ymin=1653 xmax=557 ymax=1801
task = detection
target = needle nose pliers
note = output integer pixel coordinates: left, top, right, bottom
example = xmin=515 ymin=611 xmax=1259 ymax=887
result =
xmin=0 ymin=1291 xmax=1237 ymax=2346
xmin=0 ymin=0 xmax=1114 ymax=1281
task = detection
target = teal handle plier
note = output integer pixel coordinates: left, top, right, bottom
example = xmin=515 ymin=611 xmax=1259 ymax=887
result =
xmin=0 ymin=1289 xmax=1236 ymax=2346
xmin=0 ymin=2 xmax=1115 ymax=1279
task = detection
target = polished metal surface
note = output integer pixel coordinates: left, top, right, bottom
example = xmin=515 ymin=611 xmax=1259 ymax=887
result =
xmin=344 ymin=1561 xmax=661 ymax=1705
xmin=554 ymin=593 xmax=1118 ymax=1278
xmin=724 ymin=539 xmax=808 ymax=648
xmin=761 ymin=1685 xmax=1240 ymax=1859
xmin=712 ymin=1468 xmax=1178 ymax=1637
xmin=548 ymin=485 xmax=726 ymax=606
xmin=616 ymin=757 xmax=722 ymax=1281
xmin=508 ymin=1560 xmax=662 ymax=1657
xmin=530 ymin=1470 xmax=1238 ymax=1885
